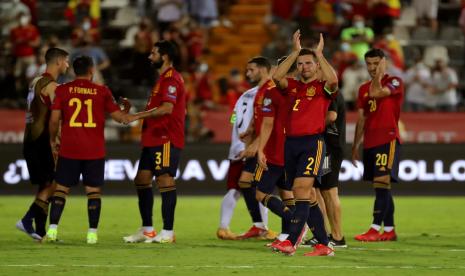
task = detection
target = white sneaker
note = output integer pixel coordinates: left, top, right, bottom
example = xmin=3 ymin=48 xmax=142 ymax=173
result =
xmin=16 ymin=220 xmax=42 ymax=241
xmin=123 ymin=228 xmax=156 ymax=243
xmin=145 ymin=229 xmax=175 ymax=243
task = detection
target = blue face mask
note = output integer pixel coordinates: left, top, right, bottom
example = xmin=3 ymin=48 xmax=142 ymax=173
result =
xmin=354 ymin=21 xmax=365 ymax=29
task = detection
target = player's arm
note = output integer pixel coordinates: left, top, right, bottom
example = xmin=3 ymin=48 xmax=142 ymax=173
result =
xmin=41 ymin=81 xmax=58 ymax=103
xmin=351 ymin=108 xmax=365 ymax=167
xmin=257 ymin=116 xmax=273 ymax=170
xmin=239 ymin=118 xmax=255 ymax=144
xmin=130 ymin=101 xmax=174 ymax=122
xmin=273 ymin=30 xmax=301 ymax=89
xmin=239 ymin=135 xmax=260 ymax=159
xmin=326 ymin=110 xmax=337 ymax=126
xmin=315 ymin=33 xmax=338 ymax=94
xmin=369 ymin=58 xmax=391 ymax=98
xmin=49 ymin=110 xmax=61 ymax=159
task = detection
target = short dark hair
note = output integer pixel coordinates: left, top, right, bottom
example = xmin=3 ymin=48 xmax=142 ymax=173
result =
xmin=73 ymin=56 xmax=94 ymax=76
xmin=247 ymin=56 xmax=271 ymax=71
xmin=298 ymin=48 xmax=317 ymax=60
xmin=277 ymin=56 xmax=296 ymax=73
xmin=45 ymin=47 xmax=68 ymax=64
xmin=364 ymin=48 xmax=385 ymax=59
xmin=154 ymin=40 xmax=178 ymax=62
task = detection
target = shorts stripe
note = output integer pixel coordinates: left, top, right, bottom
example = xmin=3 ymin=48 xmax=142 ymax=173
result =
xmin=388 ymin=140 xmax=396 ymax=169
xmin=163 ymin=142 xmax=170 ymax=167
xmin=255 ymin=166 xmax=263 ymax=181
xmin=313 ymin=140 xmax=323 ymax=175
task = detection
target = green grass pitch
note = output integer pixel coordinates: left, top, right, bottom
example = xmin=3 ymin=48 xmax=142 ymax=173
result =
xmin=1 ymin=196 xmax=465 ymax=275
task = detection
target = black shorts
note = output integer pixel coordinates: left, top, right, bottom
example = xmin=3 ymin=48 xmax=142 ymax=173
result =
xmin=55 ymin=157 xmax=105 ymax=187
xmin=23 ymin=133 xmax=54 ymax=187
xmin=285 ymin=134 xmax=326 ymax=184
xmin=363 ymin=139 xmax=401 ymax=183
xmin=138 ymin=142 xmax=181 ymax=177
xmin=243 ymin=156 xmax=257 ymax=174
xmin=254 ymin=163 xmax=291 ymax=194
xmin=315 ymin=147 xmax=343 ymax=190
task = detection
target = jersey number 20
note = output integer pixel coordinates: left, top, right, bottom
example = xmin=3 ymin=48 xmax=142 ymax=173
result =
xmin=69 ymin=98 xmax=96 ymax=128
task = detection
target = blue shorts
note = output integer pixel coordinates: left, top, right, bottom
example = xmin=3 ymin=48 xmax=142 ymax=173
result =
xmin=138 ymin=142 xmax=181 ymax=177
xmin=285 ymin=134 xmax=326 ymax=185
xmin=254 ymin=163 xmax=291 ymax=194
xmin=243 ymin=156 xmax=257 ymax=174
xmin=363 ymin=139 xmax=401 ymax=183
xmin=55 ymin=157 xmax=105 ymax=187
xmin=23 ymin=132 xmax=54 ymax=188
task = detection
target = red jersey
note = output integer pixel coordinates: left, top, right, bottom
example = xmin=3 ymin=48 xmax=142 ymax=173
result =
xmin=52 ymin=79 xmax=120 ymax=159
xmin=261 ymin=86 xmax=287 ymax=166
xmin=10 ymin=24 xmax=40 ymax=57
xmin=357 ymin=74 xmax=403 ymax=149
xmin=285 ymin=79 xmax=335 ymax=137
xmin=142 ymin=67 xmax=186 ymax=149
xmin=253 ymin=79 xmax=274 ymax=136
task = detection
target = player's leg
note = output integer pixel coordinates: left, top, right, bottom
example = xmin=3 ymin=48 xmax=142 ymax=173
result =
xmin=278 ymin=188 xmax=295 ymax=242
xmin=255 ymin=165 xmax=289 ymax=241
xmin=306 ymin=186 xmax=330 ymax=248
xmin=83 ymin=158 xmax=105 ymax=244
xmin=217 ymin=160 xmax=243 ymax=240
xmin=124 ymin=147 xmax=156 ymax=242
xmin=321 ymin=187 xmax=346 ymax=246
xmin=149 ymin=143 xmax=181 ymax=243
xmin=46 ymin=156 xmax=79 ymax=242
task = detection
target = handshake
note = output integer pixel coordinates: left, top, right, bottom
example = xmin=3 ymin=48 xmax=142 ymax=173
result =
xmin=118 ymin=97 xmax=139 ymax=125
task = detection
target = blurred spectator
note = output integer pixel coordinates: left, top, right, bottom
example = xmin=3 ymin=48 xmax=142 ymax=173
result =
xmin=373 ymin=32 xmax=404 ymax=70
xmin=428 ymin=58 xmax=459 ymax=112
xmin=219 ymin=69 xmax=250 ymax=110
xmin=0 ymin=0 xmax=30 ymax=36
xmin=161 ymin=26 xmax=189 ymax=71
xmin=189 ymin=0 xmax=219 ymax=28
xmin=312 ymin=0 xmax=337 ymax=36
xmin=9 ymin=13 xmax=40 ymax=83
xmin=185 ymin=20 xmax=205 ymax=66
xmin=155 ymin=0 xmax=184 ymax=34
xmin=192 ymin=62 xmax=214 ymax=105
xmin=216 ymin=0 xmax=234 ymax=27
xmin=340 ymin=59 xmax=369 ymax=110
xmin=340 ymin=14 xmax=374 ymax=60
xmin=341 ymin=0 xmax=369 ymax=21
xmin=132 ymin=17 xmax=157 ymax=85
xmin=70 ymin=34 xmax=110 ymax=85
xmin=404 ymin=50 xmax=430 ymax=111
xmin=25 ymin=45 xmax=47 ymax=83
xmin=71 ymin=16 xmax=101 ymax=47
xmin=65 ymin=0 xmax=101 ymax=27
xmin=413 ymin=0 xmax=438 ymax=33
xmin=21 ymin=0 xmax=37 ymax=26
xmin=261 ymin=33 xmax=290 ymax=62
xmin=369 ymin=0 xmax=401 ymax=37
xmin=331 ymin=42 xmax=359 ymax=81
xmin=0 ymin=58 xmax=20 ymax=108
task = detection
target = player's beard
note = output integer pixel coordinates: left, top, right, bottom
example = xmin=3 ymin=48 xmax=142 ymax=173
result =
xmin=152 ymin=58 xmax=163 ymax=69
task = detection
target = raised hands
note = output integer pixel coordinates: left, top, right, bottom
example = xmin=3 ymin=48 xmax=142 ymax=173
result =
xmin=315 ymin=33 xmax=324 ymax=56
xmin=292 ymin=29 xmax=302 ymax=52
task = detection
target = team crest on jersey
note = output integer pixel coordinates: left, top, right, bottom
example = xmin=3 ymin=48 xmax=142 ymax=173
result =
xmin=168 ymin=85 xmax=177 ymax=94
xmin=391 ymin=78 xmax=400 ymax=87
xmin=306 ymin=86 xmax=316 ymax=97
xmin=263 ymin=98 xmax=272 ymax=106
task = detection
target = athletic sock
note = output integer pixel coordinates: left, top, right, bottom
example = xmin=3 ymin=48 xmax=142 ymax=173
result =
xmin=383 ymin=190 xmax=395 ymax=228
xmin=87 ymin=192 xmax=102 ymax=229
xmin=160 ymin=186 xmax=177 ymax=231
xmin=373 ymin=187 xmax=390 ymax=226
xmin=219 ymin=189 xmax=241 ymax=229
xmin=136 ymin=184 xmax=153 ymax=227
xmin=34 ymin=199 xmax=49 ymax=237
xmin=282 ymin=198 xmax=295 ymax=235
xmin=49 ymin=190 xmax=68 ymax=225
xmin=288 ymin=200 xmax=310 ymax=245
xmin=307 ymin=201 xmax=329 ymax=245
xmin=239 ymin=182 xmax=262 ymax=223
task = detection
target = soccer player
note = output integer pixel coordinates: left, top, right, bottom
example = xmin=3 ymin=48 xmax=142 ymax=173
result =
xmin=306 ymin=92 xmax=347 ymax=248
xmin=271 ymin=30 xmax=338 ymax=256
xmin=255 ymin=56 xmax=296 ymax=246
xmin=217 ymin=84 xmax=270 ymax=240
xmin=235 ymin=56 xmax=276 ymax=240
xmin=16 ymin=47 xmax=69 ymax=240
xmin=352 ymin=49 xmax=403 ymax=242
xmin=46 ymin=56 xmax=130 ymax=244
xmin=123 ymin=41 xmax=186 ymax=243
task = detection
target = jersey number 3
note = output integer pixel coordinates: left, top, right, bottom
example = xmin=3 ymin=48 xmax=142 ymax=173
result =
xmin=69 ymin=98 xmax=96 ymax=128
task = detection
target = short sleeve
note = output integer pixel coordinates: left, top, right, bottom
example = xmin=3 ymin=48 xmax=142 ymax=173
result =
xmin=261 ymin=89 xmax=277 ymax=118
xmin=285 ymin=78 xmax=298 ymax=95
xmin=356 ymin=86 xmax=365 ymax=110
xmin=384 ymin=77 xmax=403 ymax=96
xmin=51 ymin=86 xmax=63 ymax=110
xmin=159 ymin=78 xmax=178 ymax=104
xmin=104 ymin=87 xmax=120 ymax=113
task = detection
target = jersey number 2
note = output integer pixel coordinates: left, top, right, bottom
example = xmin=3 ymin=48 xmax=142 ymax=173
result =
xmin=69 ymin=98 xmax=96 ymax=128
xmin=368 ymin=99 xmax=377 ymax=112
xmin=293 ymin=99 xmax=301 ymax=111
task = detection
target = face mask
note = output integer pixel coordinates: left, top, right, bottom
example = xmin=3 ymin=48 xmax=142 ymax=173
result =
xmin=83 ymin=22 xmax=91 ymax=31
xmin=20 ymin=16 xmax=29 ymax=26
xmin=354 ymin=21 xmax=364 ymax=29
xmin=340 ymin=42 xmax=351 ymax=52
